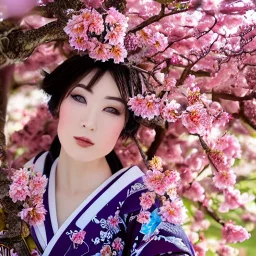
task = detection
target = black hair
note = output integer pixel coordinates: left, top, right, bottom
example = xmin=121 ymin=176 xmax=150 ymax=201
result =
xmin=41 ymin=55 xmax=143 ymax=173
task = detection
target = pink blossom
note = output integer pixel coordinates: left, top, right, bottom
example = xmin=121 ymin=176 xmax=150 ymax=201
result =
xmin=161 ymin=100 xmax=181 ymax=123
xmin=164 ymin=170 xmax=180 ymax=186
xmin=151 ymin=32 xmax=168 ymax=51
xmin=29 ymin=172 xmax=48 ymax=196
xmin=106 ymin=7 xmax=128 ymax=27
xmin=87 ymin=9 xmax=104 ymax=35
xmin=112 ymin=237 xmax=124 ymax=251
xmin=136 ymin=28 xmax=153 ymax=46
xmin=142 ymin=94 xmax=162 ymax=120
xmin=64 ymin=15 xmax=84 ymax=37
xmin=222 ymin=221 xmax=251 ymax=243
xmin=148 ymin=155 xmax=163 ymax=171
xmin=182 ymin=104 xmax=213 ymax=136
xmin=71 ymin=230 xmax=86 ymax=245
xmin=137 ymin=211 xmax=151 ymax=224
xmin=143 ymin=169 xmax=167 ymax=195
xmin=128 ymin=94 xmax=146 ymax=117
xmin=139 ymin=192 xmax=156 ymax=210
xmin=109 ymin=43 xmax=127 ymax=63
xmin=69 ymin=36 xmax=89 ymax=51
xmin=107 ymin=215 xmax=119 ymax=227
xmin=208 ymin=150 xmax=229 ymax=171
xmin=217 ymin=244 xmax=239 ymax=256
xmin=89 ymin=41 xmax=111 ymax=62
xmin=159 ymin=200 xmax=187 ymax=225
xmin=11 ymin=168 xmax=29 ymax=185
xmin=9 ymin=183 xmax=30 ymax=203
xmin=213 ymin=112 xmax=231 ymax=127
xmin=215 ymin=135 xmax=241 ymax=159
xmin=187 ymin=86 xmax=201 ymax=105
xmin=19 ymin=203 xmax=46 ymax=226
xmin=105 ymin=25 xmax=125 ymax=45
xmin=219 ymin=188 xmax=254 ymax=212
xmin=193 ymin=242 xmax=208 ymax=256
xmin=212 ymin=170 xmax=236 ymax=189
xmin=183 ymin=181 xmax=205 ymax=202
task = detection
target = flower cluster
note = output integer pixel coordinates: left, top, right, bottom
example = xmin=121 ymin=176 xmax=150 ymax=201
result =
xmin=137 ymin=156 xmax=187 ymax=225
xmin=128 ymin=81 xmax=231 ymax=136
xmin=128 ymin=94 xmax=181 ymax=122
xmin=9 ymin=166 xmax=48 ymax=226
xmin=64 ymin=7 xmax=128 ymax=63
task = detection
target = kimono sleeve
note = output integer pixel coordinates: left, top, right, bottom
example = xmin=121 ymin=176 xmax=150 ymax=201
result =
xmin=119 ymin=182 xmax=195 ymax=256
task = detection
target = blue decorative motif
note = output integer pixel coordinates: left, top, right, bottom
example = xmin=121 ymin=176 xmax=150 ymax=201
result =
xmin=140 ymin=208 xmax=162 ymax=236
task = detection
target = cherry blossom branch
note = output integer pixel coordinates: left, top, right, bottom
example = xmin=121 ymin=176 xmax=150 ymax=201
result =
xmin=147 ymin=126 xmax=166 ymax=160
xmin=133 ymin=134 xmax=149 ymax=169
xmin=128 ymin=4 xmax=190 ymax=34
xmin=212 ymin=91 xmax=256 ymax=102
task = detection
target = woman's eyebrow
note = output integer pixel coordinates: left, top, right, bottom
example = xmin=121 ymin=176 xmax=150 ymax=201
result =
xmin=76 ymin=83 xmax=125 ymax=105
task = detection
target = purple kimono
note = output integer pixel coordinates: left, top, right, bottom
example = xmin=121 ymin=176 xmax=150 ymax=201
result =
xmin=25 ymin=151 xmax=195 ymax=256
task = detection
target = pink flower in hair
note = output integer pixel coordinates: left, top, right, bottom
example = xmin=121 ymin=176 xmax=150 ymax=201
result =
xmin=159 ymin=200 xmax=187 ymax=225
xmin=105 ymin=25 xmax=125 ymax=45
xmin=64 ymin=15 xmax=84 ymax=37
xmin=137 ymin=211 xmax=151 ymax=224
xmin=139 ymin=192 xmax=156 ymax=210
xmin=71 ymin=230 xmax=86 ymax=245
xmin=109 ymin=43 xmax=127 ymax=63
xmin=70 ymin=36 xmax=89 ymax=51
xmin=87 ymin=9 xmax=104 ymax=35
xmin=106 ymin=7 xmax=129 ymax=26
xmin=89 ymin=41 xmax=111 ymax=62
xmin=212 ymin=170 xmax=236 ymax=189
xmin=161 ymin=100 xmax=181 ymax=122
xmin=222 ymin=221 xmax=251 ymax=243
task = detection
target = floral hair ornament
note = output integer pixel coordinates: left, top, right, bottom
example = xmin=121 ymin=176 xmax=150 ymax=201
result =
xmin=64 ymin=7 xmax=129 ymax=63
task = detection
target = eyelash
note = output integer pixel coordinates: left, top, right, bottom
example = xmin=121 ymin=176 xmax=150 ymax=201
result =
xmin=71 ymin=94 xmax=121 ymax=116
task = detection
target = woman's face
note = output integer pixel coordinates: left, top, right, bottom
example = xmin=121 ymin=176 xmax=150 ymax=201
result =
xmin=57 ymin=69 xmax=126 ymax=162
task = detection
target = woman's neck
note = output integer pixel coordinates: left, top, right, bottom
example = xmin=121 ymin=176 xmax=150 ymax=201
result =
xmin=56 ymin=147 xmax=112 ymax=195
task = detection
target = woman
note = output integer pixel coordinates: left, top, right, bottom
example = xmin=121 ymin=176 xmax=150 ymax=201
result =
xmin=25 ymin=55 xmax=195 ymax=256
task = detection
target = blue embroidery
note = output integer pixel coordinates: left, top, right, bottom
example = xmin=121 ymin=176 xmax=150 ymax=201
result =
xmin=140 ymin=209 xmax=162 ymax=235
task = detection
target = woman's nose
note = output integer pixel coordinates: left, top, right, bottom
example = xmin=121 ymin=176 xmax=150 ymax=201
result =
xmin=80 ymin=110 xmax=97 ymax=131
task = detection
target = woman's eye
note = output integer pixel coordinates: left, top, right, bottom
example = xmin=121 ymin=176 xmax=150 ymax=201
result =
xmin=71 ymin=94 xmax=86 ymax=104
xmin=105 ymin=107 xmax=120 ymax=115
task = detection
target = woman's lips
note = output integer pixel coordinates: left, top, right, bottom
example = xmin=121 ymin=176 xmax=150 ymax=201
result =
xmin=73 ymin=137 xmax=94 ymax=148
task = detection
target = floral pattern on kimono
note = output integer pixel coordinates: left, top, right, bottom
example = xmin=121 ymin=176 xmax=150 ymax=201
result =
xmin=25 ymin=151 xmax=195 ymax=256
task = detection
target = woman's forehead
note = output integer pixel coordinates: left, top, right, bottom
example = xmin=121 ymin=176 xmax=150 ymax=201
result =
xmin=76 ymin=70 xmax=121 ymax=97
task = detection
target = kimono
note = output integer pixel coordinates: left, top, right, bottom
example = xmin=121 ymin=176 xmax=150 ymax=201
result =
xmin=25 ymin=151 xmax=195 ymax=256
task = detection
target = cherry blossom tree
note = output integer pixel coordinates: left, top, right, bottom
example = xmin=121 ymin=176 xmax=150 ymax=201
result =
xmin=1 ymin=0 xmax=256 ymax=255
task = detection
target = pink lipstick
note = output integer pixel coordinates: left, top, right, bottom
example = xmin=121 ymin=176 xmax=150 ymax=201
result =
xmin=74 ymin=136 xmax=94 ymax=148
